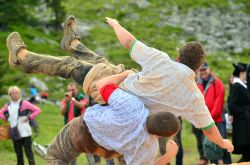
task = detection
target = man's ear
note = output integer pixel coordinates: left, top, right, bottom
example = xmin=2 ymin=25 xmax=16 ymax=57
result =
xmin=176 ymin=55 xmax=180 ymax=62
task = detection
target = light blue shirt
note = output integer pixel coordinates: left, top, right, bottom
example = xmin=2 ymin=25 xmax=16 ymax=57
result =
xmin=30 ymin=87 xmax=38 ymax=96
xmin=84 ymin=88 xmax=158 ymax=165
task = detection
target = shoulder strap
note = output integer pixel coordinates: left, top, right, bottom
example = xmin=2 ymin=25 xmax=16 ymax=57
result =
xmin=17 ymin=100 xmax=23 ymax=117
xmin=15 ymin=100 xmax=23 ymax=126
xmin=6 ymin=100 xmax=23 ymax=125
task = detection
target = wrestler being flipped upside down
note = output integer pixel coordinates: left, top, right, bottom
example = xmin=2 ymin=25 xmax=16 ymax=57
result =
xmin=6 ymin=15 xmax=234 ymax=164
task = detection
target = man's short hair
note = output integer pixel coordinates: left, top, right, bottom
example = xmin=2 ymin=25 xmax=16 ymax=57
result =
xmin=68 ymin=82 xmax=77 ymax=87
xmin=146 ymin=112 xmax=180 ymax=137
xmin=179 ymin=41 xmax=206 ymax=72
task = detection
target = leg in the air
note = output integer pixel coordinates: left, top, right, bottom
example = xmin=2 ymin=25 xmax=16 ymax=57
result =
xmin=61 ymin=15 xmax=108 ymax=64
xmin=7 ymin=32 xmax=93 ymax=86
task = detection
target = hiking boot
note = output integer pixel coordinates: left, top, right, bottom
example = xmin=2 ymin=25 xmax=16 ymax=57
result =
xmin=7 ymin=32 xmax=27 ymax=67
xmin=61 ymin=15 xmax=80 ymax=51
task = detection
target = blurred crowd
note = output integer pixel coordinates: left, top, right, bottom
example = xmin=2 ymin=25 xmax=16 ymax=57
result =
xmin=192 ymin=62 xmax=250 ymax=164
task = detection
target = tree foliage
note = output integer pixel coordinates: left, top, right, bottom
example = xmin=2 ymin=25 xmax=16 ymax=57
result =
xmin=45 ymin=0 xmax=66 ymax=29
xmin=0 ymin=0 xmax=40 ymax=30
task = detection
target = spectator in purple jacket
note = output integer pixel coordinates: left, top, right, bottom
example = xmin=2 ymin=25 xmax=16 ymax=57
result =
xmin=0 ymin=86 xmax=41 ymax=165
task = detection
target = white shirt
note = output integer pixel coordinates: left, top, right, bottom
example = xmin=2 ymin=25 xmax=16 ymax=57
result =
xmin=121 ymin=40 xmax=214 ymax=129
xmin=84 ymin=88 xmax=158 ymax=165
xmin=8 ymin=100 xmax=32 ymax=138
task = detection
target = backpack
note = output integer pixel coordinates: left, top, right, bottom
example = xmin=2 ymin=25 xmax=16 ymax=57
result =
xmin=202 ymin=136 xmax=223 ymax=160
xmin=8 ymin=101 xmax=23 ymax=142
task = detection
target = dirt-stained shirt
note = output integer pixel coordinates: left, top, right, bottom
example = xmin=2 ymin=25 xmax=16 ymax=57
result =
xmin=120 ymin=40 xmax=214 ymax=129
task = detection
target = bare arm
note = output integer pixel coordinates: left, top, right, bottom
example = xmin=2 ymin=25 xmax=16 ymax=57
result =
xmin=61 ymin=99 xmax=68 ymax=116
xmin=0 ymin=105 xmax=8 ymax=120
xmin=72 ymin=99 xmax=87 ymax=110
xmin=61 ymin=105 xmax=67 ymax=116
xmin=203 ymin=125 xmax=234 ymax=152
xmin=25 ymin=101 xmax=41 ymax=120
xmin=96 ymin=70 xmax=133 ymax=92
xmin=106 ymin=17 xmax=135 ymax=50
xmin=154 ymin=140 xmax=178 ymax=165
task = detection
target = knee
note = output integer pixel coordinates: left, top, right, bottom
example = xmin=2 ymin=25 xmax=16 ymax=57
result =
xmin=45 ymin=148 xmax=54 ymax=161
xmin=45 ymin=151 xmax=67 ymax=165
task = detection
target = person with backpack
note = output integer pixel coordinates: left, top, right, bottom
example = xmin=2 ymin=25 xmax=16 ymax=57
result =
xmin=196 ymin=62 xmax=231 ymax=164
xmin=0 ymin=86 xmax=41 ymax=165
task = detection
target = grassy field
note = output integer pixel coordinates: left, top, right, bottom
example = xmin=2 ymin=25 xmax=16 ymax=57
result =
xmin=0 ymin=99 xmax=241 ymax=165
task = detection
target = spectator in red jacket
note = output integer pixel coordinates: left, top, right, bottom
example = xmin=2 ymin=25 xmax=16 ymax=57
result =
xmin=196 ymin=62 xmax=231 ymax=164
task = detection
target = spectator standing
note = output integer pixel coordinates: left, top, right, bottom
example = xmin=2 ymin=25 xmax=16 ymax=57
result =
xmin=196 ymin=62 xmax=231 ymax=164
xmin=192 ymin=125 xmax=207 ymax=165
xmin=61 ymin=82 xmax=89 ymax=165
xmin=0 ymin=86 xmax=41 ymax=165
xmin=226 ymin=75 xmax=235 ymax=135
xmin=228 ymin=63 xmax=250 ymax=162
xmin=61 ymin=82 xmax=88 ymax=125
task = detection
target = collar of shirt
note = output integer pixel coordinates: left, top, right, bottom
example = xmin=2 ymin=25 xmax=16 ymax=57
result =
xmin=10 ymin=99 xmax=21 ymax=105
xmin=233 ymin=77 xmax=247 ymax=89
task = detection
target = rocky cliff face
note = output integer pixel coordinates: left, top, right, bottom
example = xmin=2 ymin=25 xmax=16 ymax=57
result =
xmin=165 ymin=1 xmax=250 ymax=53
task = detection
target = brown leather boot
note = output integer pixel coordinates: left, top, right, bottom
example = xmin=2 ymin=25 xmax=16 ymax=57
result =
xmin=6 ymin=32 xmax=27 ymax=67
xmin=61 ymin=15 xmax=80 ymax=51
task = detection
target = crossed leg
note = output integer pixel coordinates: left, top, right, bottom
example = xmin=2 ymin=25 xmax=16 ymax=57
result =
xmin=61 ymin=15 xmax=110 ymax=65
xmin=6 ymin=16 xmax=124 ymax=165
xmin=7 ymin=16 xmax=117 ymax=87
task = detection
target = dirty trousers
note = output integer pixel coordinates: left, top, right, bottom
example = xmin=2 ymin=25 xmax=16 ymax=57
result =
xmin=21 ymin=42 xmax=125 ymax=104
xmin=45 ymin=115 xmax=121 ymax=165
